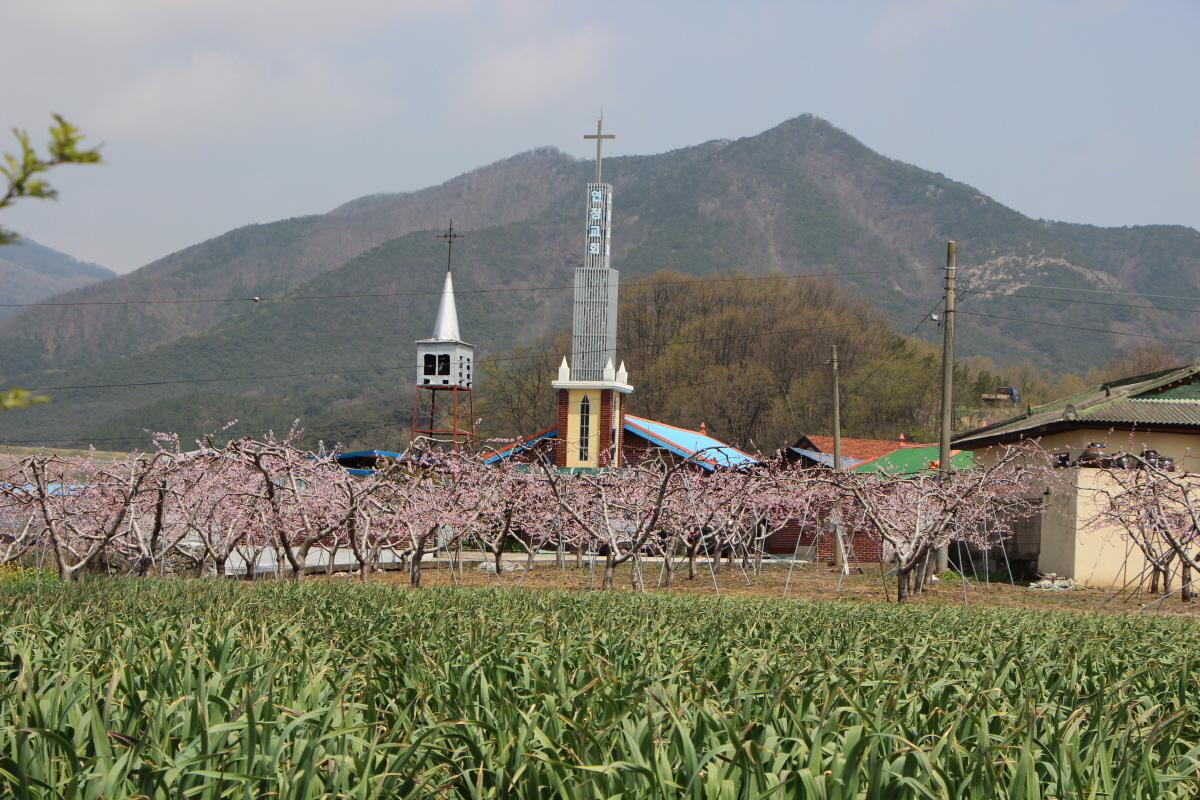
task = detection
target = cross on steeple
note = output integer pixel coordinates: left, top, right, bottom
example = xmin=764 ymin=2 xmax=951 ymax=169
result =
xmin=584 ymin=116 xmax=615 ymax=184
xmin=437 ymin=219 xmax=462 ymax=272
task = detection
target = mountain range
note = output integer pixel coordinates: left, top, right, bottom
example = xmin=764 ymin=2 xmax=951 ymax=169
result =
xmin=0 ymin=238 xmax=115 ymax=322
xmin=2 ymin=114 xmax=1199 ymax=451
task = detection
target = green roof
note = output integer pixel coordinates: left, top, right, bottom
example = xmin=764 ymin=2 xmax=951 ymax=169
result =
xmin=852 ymin=445 xmax=973 ymax=474
xmin=954 ymin=363 xmax=1200 ymax=449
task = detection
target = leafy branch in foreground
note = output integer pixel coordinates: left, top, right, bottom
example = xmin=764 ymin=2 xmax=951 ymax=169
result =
xmin=1 ymin=113 xmax=102 ymax=245
xmin=0 ymin=386 xmax=48 ymax=412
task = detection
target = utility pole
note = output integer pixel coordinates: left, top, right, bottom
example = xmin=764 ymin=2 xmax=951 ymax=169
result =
xmin=831 ymin=344 xmax=842 ymax=471
xmin=831 ymin=344 xmax=849 ymax=574
xmin=936 ymin=241 xmax=956 ymax=575
xmin=938 ymin=242 xmax=956 ymax=475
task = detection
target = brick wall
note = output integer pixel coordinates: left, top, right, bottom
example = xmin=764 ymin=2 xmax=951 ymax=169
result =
xmin=766 ymin=518 xmax=884 ymax=563
xmin=555 ymin=389 xmax=569 ymax=467
xmin=598 ymin=389 xmax=613 ymax=467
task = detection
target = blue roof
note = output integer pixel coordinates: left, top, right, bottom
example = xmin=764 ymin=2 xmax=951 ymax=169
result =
xmin=623 ymin=415 xmax=756 ymax=470
xmin=788 ymin=448 xmax=864 ymax=469
xmin=334 ymin=449 xmax=403 ymax=475
xmin=338 ymin=449 xmax=402 ymax=461
xmin=481 ymin=426 xmax=558 ymax=464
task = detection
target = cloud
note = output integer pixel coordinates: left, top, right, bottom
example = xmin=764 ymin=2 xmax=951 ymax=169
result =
xmin=89 ymin=49 xmax=393 ymax=144
xmin=455 ymin=27 xmax=610 ymax=114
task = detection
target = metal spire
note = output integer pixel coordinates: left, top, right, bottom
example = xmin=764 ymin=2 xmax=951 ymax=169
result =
xmin=432 ymin=221 xmax=462 ymax=340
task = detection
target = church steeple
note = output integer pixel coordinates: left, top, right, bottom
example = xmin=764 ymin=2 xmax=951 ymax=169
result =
xmin=551 ymin=118 xmax=633 ymax=469
xmin=411 ymin=221 xmax=474 ymax=451
xmin=431 ymin=269 xmax=461 ymax=341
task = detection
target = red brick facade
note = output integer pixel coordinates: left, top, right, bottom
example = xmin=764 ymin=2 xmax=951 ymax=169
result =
xmin=597 ymin=389 xmax=613 ymax=467
xmin=766 ymin=519 xmax=884 ymax=564
xmin=555 ymin=389 xmax=569 ymax=467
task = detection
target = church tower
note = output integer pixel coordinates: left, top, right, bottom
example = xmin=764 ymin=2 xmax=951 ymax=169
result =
xmin=552 ymin=119 xmax=632 ymax=468
xmin=411 ymin=223 xmax=475 ymax=451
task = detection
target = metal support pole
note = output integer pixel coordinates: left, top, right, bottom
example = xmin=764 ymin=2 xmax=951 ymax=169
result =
xmin=937 ymin=241 xmax=956 ymax=575
xmin=832 ymin=344 xmax=842 ymax=471
xmin=939 ymin=241 xmax=956 ymax=475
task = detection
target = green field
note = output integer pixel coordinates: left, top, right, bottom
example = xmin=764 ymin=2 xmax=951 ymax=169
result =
xmin=3 ymin=578 xmax=1200 ymax=798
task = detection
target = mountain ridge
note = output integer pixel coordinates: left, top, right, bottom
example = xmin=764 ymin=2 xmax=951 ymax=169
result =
xmin=3 ymin=114 xmax=1200 ymax=449
xmin=0 ymin=238 xmax=116 ymax=322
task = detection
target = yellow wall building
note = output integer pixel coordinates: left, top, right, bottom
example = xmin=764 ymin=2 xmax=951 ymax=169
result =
xmin=955 ymin=365 xmax=1200 ymax=588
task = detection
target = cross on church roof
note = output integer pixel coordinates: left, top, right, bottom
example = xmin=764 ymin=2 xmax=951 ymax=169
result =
xmin=436 ymin=219 xmax=462 ymax=272
xmin=584 ymin=116 xmax=615 ymax=184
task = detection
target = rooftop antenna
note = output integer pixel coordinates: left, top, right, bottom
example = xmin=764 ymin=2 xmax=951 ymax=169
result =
xmin=437 ymin=219 xmax=462 ymax=272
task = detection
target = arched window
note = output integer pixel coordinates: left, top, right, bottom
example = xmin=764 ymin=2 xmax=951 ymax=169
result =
xmin=579 ymin=395 xmax=591 ymax=461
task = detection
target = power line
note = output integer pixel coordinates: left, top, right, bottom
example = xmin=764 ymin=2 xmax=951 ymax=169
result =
xmin=969 ymin=280 xmax=1200 ymax=304
xmin=0 ymin=267 xmax=940 ymax=309
xmin=26 ymin=321 xmax=864 ymax=393
xmin=845 ymin=298 xmax=945 ymax=397
xmin=961 ymin=288 xmax=1200 ymax=314
xmin=958 ymin=310 xmax=1200 ymax=345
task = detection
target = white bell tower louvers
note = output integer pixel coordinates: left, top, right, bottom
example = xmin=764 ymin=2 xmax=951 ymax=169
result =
xmin=412 ymin=220 xmax=475 ymax=451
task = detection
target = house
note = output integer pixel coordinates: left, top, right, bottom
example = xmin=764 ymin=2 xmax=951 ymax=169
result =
xmin=768 ymin=435 xmax=973 ymax=561
xmin=952 ymin=363 xmax=1200 ymax=587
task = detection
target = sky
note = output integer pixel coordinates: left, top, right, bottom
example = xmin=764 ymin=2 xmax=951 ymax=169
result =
xmin=2 ymin=0 xmax=1198 ymax=274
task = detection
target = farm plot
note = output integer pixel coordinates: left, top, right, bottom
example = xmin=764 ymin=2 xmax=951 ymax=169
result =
xmin=2 ymin=578 xmax=1200 ymax=798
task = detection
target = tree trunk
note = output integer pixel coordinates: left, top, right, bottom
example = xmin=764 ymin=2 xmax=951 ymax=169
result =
xmin=660 ymin=535 xmax=677 ymax=588
xmin=1183 ymin=562 xmax=1193 ymax=602
xmin=515 ymin=543 xmax=537 ymax=588
xmin=1150 ymin=565 xmax=1161 ymax=596
xmin=602 ymin=551 xmax=617 ymax=589
xmin=631 ymin=554 xmax=644 ymax=592
xmin=897 ymin=566 xmax=910 ymax=603
xmin=575 ymin=542 xmax=583 ymax=569
xmin=687 ymin=536 xmax=700 ymax=580
xmin=410 ymin=529 xmax=433 ymax=588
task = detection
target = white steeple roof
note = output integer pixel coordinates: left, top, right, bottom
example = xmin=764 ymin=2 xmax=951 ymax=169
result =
xmin=431 ymin=269 xmax=461 ymax=341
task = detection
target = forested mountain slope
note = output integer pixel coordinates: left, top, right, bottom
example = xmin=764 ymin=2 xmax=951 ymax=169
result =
xmin=3 ymin=115 xmax=1199 ymax=449
xmin=0 ymin=238 xmax=115 ymax=322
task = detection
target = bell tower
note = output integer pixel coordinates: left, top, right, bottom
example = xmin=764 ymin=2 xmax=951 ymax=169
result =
xmin=411 ymin=221 xmax=475 ymax=451
xmin=552 ymin=118 xmax=632 ymax=468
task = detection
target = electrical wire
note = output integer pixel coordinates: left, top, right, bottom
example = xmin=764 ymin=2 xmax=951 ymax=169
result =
xmin=967 ymin=280 xmax=1200 ymax=303
xmin=844 ymin=297 xmax=945 ymax=397
xmin=0 ymin=266 xmax=940 ymax=309
xmin=3 ymin=359 xmax=842 ymax=448
xmin=957 ymin=310 xmax=1200 ymax=345
xmin=25 ymin=321 xmax=864 ymax=392
xmin=960 ymin=288 xmax=1200 ymax=314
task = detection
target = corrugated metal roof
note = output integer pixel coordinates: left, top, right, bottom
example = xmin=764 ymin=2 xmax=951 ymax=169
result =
xmin=799 ymin=435 xmax=923 ymax=462
xmin=1085 ymin=399 xmax=1200 ymax=425
xmin=853 ymin=446 xmax=973 ymax=473
xmin=481 ymin=426 xmax=558 ymax=464
xmin=954 ymin=364 xmax=1200 ymax=448
xmin=623 ymin=415 xmax=757 ymax=470
xmin=788 ymin=448 xmax=864 ymax=469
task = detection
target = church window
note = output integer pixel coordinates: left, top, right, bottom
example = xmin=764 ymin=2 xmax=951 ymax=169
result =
xmin=423 ymin=354 xmax=436 ymax=375
xmin=579 ymin=395 xmax=591 ymax=461
xmin=437 ymin=354 xmax=451 ymax=375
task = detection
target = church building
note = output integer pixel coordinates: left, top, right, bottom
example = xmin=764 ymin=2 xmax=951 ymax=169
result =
xmin=488 ymin=119 xmax=755 ymax=472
